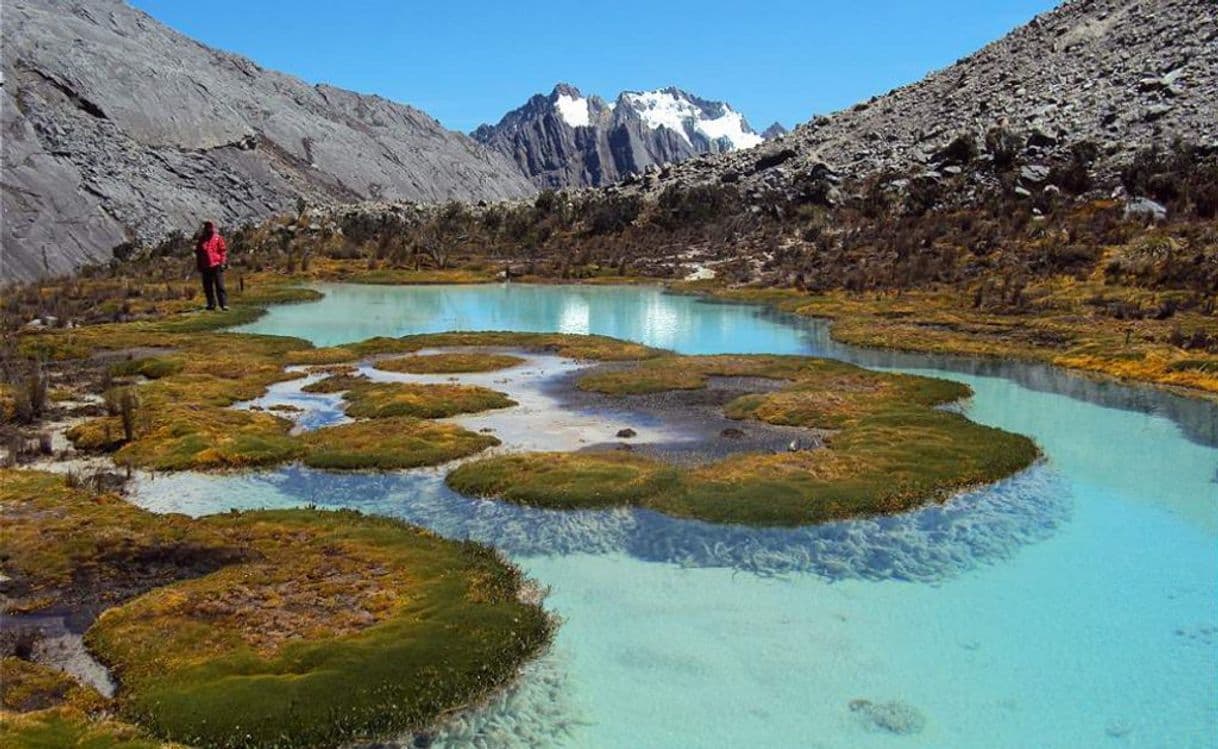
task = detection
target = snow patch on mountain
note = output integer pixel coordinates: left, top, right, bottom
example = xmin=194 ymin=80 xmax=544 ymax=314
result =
xmin=621 ymin=89 xmax=761 ymax=150
xmin=622 ymin=90 xmax=699 ymax=144
xmin=697 ymin=109 xmax=763 ymax=150
xmin=555 ymin=93 xmax=590 ymax=128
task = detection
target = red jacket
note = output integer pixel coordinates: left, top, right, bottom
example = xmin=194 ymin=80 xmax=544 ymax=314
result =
xmin=196 ymin=233 xmax=228 ymax=271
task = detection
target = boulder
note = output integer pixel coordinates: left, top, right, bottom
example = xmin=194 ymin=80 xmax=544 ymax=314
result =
xmin=1019 ymin=164 xmax=1051 ymax=183
xmin=1123 ymin=197 xmax=1167 ymax=223
xmin=753 ymin=148 xmax=798 ymax=172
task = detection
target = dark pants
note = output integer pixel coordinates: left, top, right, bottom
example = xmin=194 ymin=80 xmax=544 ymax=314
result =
xmin=201 ymin=266 xmax=227 ymax=309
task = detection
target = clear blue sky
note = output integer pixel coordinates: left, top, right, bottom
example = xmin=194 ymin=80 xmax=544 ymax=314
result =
xmin=129 ymin=0 xmax=1059 ymax=134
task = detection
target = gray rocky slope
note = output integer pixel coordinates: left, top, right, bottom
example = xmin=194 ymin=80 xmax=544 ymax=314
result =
xmin=474 ymin=84 xmax=774 ymax=189
xmin=628 ymin=0 xmax=1216 ymax=202
xmin=1 ymin=0 xmax=535 ymax=281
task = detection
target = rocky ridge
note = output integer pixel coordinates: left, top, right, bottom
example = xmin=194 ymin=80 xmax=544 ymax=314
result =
xmin=1 ymin=0 xmax=535 ymax=281
xmin=474 ymin=84 xmax=775 ymax=189
xmin=623 ymin=0 xmax=1216 ymax=208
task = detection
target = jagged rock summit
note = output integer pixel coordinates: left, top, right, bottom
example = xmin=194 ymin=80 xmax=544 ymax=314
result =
xmin=473 ymin=84 xmax=774 ymax=189
xmin=761 ymin=122 xmax=789 ymax=140
xmin=1 ymin=0 xmax=535 ymax=281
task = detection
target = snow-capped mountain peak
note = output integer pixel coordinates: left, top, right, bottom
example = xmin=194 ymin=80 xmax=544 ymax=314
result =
xmin=473 ymin=83 xmax=768 ymax=189
xmin=619 ymin=88 xmax=763 ymax=151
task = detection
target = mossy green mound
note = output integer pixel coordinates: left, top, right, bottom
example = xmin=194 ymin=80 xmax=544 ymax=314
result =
xmin=62 ymin=330 xmax=311 ymax=470
xmin=375 ymin=352 xmax=526 ymax=374
xmin=300 ymin=372 xmax=368 ymax=393
xmin=282 ymin=331 xmax=660 ymax=368
xmin=89 ymin=509 xmax=551 ymax=749
xmin=61 ymin=333 xmax=528 ymax=471
xmin=448 ymin=355 xmax=1039 ymax=526
xmin=578 ymin=354 xmax=969 ymax=417
xmin=341 ymin=381 xmax=516 ymax=419
xmin=394 ymin=331 xmax=662 ymax=361
xmin=1 ymin=707 xmax=179 ymax=749
xmin=1 ymin=471 xmax=554 ymax=749
xmin=35 ymin=322 xmax=656 ymax=472
xmin=301 ymin=417 xmax=500 ymax=469
xmin=688 ymin=282 xmax=1218 ymax=397
xmin=70 ymin=408 xmax=305 ymax=471
xmin=0 ymin=471 xmax=240 ymax=611
xmin=447 ymin=451 xmax=680 ymax=510
xmin=67 ymin=398 xmax=501 ymax=473
xmin=301 ymin=372 xmax=517 ymax=419
xmin=0 ymin=656 xmax=164 ymax=749
xmin=1 ymin=659 xmax=108 ymax=714
xmin=283 ymin=337 xmax=419 ymax=366
xmin=109 ymin=356 xmax=186 ymax=380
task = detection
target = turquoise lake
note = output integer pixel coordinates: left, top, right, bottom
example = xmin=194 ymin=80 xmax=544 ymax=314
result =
xmin=133 ymin=282 xmax=1217 ymax=748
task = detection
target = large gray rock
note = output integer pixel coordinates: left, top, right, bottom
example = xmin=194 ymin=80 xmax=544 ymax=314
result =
xmin=0 ymin=0 xmax=535 ymax=281
xmin=473 ymin=84 xmax=772 ymax=189
xmin=1123 ymin=196 xmax=1168 ymax=222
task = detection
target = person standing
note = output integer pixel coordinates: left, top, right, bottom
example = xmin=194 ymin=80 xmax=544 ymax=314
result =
xmin=195 ymin=221 xmax=229 ymax=311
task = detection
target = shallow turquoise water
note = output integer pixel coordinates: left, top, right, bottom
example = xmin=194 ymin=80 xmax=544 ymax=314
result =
xmin=149 ymin=282 xmax=1217 ymax=747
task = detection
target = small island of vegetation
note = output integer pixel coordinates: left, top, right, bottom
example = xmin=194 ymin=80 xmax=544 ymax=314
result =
xmin=0 ymin=470 xmax=553 ymax=748
xmin=447 ymin=354 xmax=1039 ymax=526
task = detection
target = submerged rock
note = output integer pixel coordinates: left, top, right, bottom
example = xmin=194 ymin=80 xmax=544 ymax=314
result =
xmin=849 ymin=698 xmax=926 ymax=735
xmin=616 ymin=428 xmax=637 ymax=438
xmin=1105 ymin=720 xmax=1133 ymax=738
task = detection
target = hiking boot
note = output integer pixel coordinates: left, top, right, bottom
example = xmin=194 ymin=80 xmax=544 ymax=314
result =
xmin=220 ymin=305 xmax=230 ymax=311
